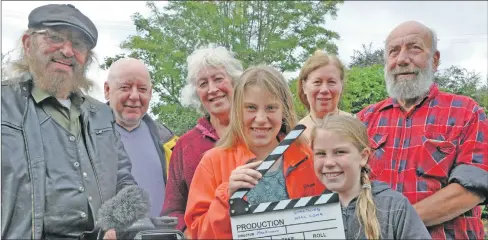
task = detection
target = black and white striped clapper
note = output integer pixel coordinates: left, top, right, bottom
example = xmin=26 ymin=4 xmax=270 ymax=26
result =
xmin=229 ymin=124 xmax=346 ymax=239
xmin=230 ymin=124 xmax=306 ymax=201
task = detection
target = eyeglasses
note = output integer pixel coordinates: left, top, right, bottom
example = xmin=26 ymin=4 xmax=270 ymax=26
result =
xmin=32 ymin=29 xmax=91 ymax=53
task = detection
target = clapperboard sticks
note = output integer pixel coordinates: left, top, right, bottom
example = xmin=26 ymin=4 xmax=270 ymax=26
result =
xmin=229 ymin=124 xmax=340 ymax=215
xmin=229 ymin=124 xmax=344 ymax=240
xmin=230 ymin=124 xmax=306 ymax=205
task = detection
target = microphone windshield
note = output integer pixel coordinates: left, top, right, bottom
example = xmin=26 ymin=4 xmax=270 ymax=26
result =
xmin=97 ymin=185 xmax=150 ymax=231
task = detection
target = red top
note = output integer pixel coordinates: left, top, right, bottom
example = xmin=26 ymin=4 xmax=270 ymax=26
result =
xmin=161 ymin=117 xmax=219 ymax=231
xmin=357 ymin=84 xmax=488 ymax=240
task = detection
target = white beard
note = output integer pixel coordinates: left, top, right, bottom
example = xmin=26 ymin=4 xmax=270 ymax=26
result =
xmin=384 ymin=57 xmax=434 ymax=101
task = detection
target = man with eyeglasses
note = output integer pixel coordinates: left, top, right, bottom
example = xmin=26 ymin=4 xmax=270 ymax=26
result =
xmin=1 ymin=4 xmax=138 ymax=239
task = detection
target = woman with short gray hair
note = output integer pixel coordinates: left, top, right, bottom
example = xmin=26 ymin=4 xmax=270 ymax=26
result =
xmin=161 ymin=44 xmax=243 ymax=237
xmin=181 ymin=45 xmax=243 ymax=114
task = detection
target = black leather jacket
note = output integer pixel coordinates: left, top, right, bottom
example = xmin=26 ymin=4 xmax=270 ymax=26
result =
xmin=1 ymin=74 xmax=136 ymax=239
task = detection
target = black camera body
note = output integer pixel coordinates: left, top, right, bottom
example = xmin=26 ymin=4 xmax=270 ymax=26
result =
xmin=118 ymin=217 xmax=184 ymax=240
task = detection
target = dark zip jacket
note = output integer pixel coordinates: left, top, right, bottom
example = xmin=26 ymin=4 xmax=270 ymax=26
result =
xmin=341 ymin=180 xmax=431 ymax=239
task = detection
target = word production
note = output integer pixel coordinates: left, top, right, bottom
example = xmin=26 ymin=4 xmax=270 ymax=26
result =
xmin=229 ymin=125 xmax=346 ymax=240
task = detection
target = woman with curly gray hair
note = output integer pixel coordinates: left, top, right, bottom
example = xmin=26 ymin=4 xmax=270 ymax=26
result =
xmin=161 ymin=44 xmax=243 ymax=237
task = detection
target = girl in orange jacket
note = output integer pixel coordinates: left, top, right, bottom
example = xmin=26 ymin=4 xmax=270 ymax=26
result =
xmin=184 ymin=65 xmax=325 ymax=239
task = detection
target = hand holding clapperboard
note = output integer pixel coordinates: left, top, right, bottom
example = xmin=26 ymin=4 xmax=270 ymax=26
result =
xmin=229 ymin=124 xmax=346 ymax=239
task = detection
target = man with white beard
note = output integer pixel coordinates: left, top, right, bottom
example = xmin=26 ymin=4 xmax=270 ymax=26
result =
xmin=357 ymin=21 xmax=488 ymax=239
xmin=1 ymin=4 xmax=137 ymax=239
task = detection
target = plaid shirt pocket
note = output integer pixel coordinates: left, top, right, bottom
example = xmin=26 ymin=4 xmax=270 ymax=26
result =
xmin=412 ymin=134 xmax=457 ymax=202
xmin=368 ymin=133 xmax=388 ymax=180
xmin=417 ymin=134 xmax=456 ymax=178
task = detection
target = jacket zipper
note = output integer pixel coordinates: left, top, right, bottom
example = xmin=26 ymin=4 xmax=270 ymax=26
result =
xmin=87 ymin=130 xmax=104 ymax=204
xmin=342 ymin=206 xmax=348 ymax=235
xmin=285 ymin=156 xmax=308 ymax=177
xmin=23 ymin=95 xmax=36 ymax=239
xmin=86 ymin=153 xmax=103 ymax=200
xmin=95 ymin=129 xmax=110 ymax=135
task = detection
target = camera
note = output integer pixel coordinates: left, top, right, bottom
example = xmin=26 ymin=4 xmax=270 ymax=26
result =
xmin=135 ymin=230 xmax=183 ymax=240
xmin=118 ymin=217 xmax=184 ymax=240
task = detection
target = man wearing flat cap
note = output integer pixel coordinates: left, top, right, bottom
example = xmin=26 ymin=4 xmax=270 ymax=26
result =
xmin=1 ymin=4 xmax=138 ymax=239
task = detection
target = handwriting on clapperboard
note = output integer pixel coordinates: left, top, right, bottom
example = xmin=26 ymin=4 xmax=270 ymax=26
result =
xmin=230 ymin=194 xmax=343 ymax=239
xmin=293 ymin=207 xmax=323 ymax=220
xmin=229 ymin=124 xmax=346 ymax=240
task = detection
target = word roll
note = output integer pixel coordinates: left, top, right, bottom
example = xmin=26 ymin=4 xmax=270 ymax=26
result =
xmin=229 ymin=124 xmax=346 ymax=240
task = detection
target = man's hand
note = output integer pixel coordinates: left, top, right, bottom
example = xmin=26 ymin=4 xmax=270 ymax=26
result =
xmin=103 ymin=229 xmax=116 ymax=240
xmin=413 ymin=183 xmax=484 ymax=226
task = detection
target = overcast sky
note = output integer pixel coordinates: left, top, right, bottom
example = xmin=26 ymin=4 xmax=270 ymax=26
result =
xmin=2 ymin=1 xmax=487 ymax=102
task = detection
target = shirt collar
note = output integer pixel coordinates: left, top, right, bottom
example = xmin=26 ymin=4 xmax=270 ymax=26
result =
xmin=196 ymin=116 xmax=219 ymax=141
xmin=31 ymin=85 xmax=85 ymax=107
xmin=31 ymin=85 xmax=51 ymax=104
xmin=378 ymin=83 xmax=440 ymax=112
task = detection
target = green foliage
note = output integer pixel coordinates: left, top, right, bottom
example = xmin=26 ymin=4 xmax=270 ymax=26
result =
xmin=341 ymin=64 xmax=387 ymax=114
xmin=483 ymin=205 xmax=487 ymax=219
xmin=474 ymin=84 xmax=488 ymax=110
xmin=288 ymin=78 xmax=308 ymax=120
xmin=99 ymin=53 xmax=141 ymax=70
xmin=348 ymin=43 xmax=384 ymax=68
xmin=434 ymin=66 xmax=487 ymax=109
xmin=152 ymin=103 xmax=201 ymax=136
xmin=434 ymin=66 xmax=481 ymax=99
xmin=104 ymin=1 xmax=343 ymax=132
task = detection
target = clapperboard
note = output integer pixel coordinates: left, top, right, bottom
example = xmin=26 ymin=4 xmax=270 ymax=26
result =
xmin=229 ymin=124 xmax=346 ymax=240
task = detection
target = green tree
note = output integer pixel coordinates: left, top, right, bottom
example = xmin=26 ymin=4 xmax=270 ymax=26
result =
xmin=434 ymin=66 xmax=487 ymax=109
xmin=348 ymin=43 xmax=384 ymax=68
xmin=288 ymin=78 xmax=308 ymax=120
xmin=103 ymin=1 xmax=343 ymax=132
xmin=434 ymin=66 xmax=481 ymax=98
xmin=152 ymin=103 xmax=201 ymax=136
xmin=475 ymin=83 xmax=488 ymax=109
xmin=99 ymin=53 xmax=140 ymax=70
xmin=341 ymin=64 xmax=387 ymax=114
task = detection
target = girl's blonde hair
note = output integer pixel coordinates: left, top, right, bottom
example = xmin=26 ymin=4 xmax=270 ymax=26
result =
xmin=217 ymin=65 xmax=304 ymax=149
xmin=297 ymin=50 xmax=345 ymax=111
xmin=310 ymin=114 xmax=381 ymax=239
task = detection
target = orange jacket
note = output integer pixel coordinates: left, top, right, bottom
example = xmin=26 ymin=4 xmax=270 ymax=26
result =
xmin=184 ymin=141 xmax=325 ymax=239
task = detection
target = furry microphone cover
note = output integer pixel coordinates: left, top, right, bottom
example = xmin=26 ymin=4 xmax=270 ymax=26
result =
xmin=97 ymin=185 xmax=151 ymax=231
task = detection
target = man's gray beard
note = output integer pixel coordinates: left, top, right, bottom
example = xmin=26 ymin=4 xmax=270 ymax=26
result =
xmin=384 ymin=60 xmax=434 ymax=101
xmin=27 ymin=41 xmax=94 ymax=98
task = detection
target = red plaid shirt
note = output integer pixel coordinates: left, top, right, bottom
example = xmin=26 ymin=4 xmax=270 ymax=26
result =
xmin=357 ymin=84 xmax=488 ymax=240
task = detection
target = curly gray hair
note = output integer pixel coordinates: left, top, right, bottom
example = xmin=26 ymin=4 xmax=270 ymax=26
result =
xmin=180 ymin=44 xmax=243 ymax=114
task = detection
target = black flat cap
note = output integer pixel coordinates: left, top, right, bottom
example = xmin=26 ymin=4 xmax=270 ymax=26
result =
xmin=28 ymin=4 xmax=98 ymax=48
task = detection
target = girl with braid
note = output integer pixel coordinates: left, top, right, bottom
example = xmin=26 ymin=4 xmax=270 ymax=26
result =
xmin=311 ymin=115 xmax=431 ymax=239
